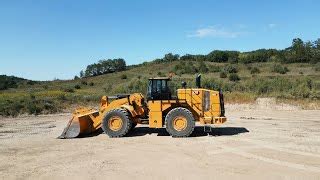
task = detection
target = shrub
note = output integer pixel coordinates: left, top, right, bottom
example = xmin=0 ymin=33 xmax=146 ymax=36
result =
xmin=121 ymin=74 xmax=127 ymax=79
xmin=173 ymin=61 xmax=198 ymax=74
xmin=224 ymin=64 xmax=238 ymax=73
xmin=315 ymin=62 xmax=320 ymax=71
xmin=250 ymin=67 xmax=260 ymax=74
xmin=26 ymin=102 xmax=42 ymax=115
xmin=58 ymin=94 xmax=67 ymax=100
xmin=197 ymin=61 xmax=208 ymax=73
xmin=0 ymin=100 xmax=23 ymax=117
xmin=208 ymin=65 xmax=221 ymax=72
xmin=89 ymin=82 xmax=94 ymax=86
xmin=157 ymin=72 xmax=165 ymax=77
xmin=229 ymin=73 xmax=240 ymax=81
xmin=81 ymin=80 xmax=88 ymax=85
xmin=63 ymin=88 xmax=74 ymax=93
xmin=27 ymin=81 xmax=36 ymax=85
xmin=220 ymin=72 xmax=227 ymax=78
xmin=272 ymin=64 xmax=289 ymax=74
xmin=74 ymin=84 xmax=81 ymax=89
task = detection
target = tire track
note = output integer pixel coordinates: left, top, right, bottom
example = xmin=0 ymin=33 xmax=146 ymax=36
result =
xmin=205 ymin=141 xmax=320 ymax=173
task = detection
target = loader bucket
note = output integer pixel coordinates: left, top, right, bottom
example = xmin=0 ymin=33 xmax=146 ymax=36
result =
xmin=58 ymin=108 xmax=101 ymax=139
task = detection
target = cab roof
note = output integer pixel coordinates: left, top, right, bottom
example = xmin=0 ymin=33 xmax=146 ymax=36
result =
xmin=148 ymin=77 xmax=171 ymax=80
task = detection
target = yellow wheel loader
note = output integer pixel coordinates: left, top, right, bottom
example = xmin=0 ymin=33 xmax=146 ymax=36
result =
xmin=58 ymin=75 xmax=226 ymax=138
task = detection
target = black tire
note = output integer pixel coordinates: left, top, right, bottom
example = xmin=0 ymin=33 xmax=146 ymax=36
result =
xmin=130 ymin=123 xmax=137 ymax=131
xmin=102 ymin=109 xmax=132 ymax=138
xmin=165 ymin=107 xmax=195 ymax=137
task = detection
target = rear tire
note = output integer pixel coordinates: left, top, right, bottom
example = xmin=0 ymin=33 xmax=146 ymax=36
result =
xmin=102 ymin=109 xmax=132 ymax=138
xmin=165 ymin=107 xmax=195 ymax=137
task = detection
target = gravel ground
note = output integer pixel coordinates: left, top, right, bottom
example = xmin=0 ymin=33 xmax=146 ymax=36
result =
xmin=0 ymin=102 xmax=320 ymax=180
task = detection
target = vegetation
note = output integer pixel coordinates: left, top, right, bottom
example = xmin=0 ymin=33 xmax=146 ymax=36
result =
xmin=272 ymin=64 xmax=290 ymax=74
xmin=81 ymin=58 xmax=126 ymax=77
xmin=0 ymin=75 xmax=35 ymax=90
xmin=1 ymin=38 xmax=320 ymax=116
xmin=219 ymin=72 xmax=227 ymax=78
xmin=250 ymin=67 xmax=261 ymax=74
xmin=228 ymin=73 xmax=240 ymax=81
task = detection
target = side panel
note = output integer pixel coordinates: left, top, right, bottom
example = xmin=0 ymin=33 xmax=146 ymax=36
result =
xmin=148 ymin=101 xmax=163 ymax=128
xmin=148 ymin=100 xmax=174 ymax=128
xmin=177 ymin=88 xmax=225 ymax=124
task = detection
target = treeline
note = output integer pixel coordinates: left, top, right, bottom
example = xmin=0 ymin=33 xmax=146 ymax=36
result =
xmin=79 ymin=38 xmax=320 ymax=78
xmin=149 ymin=38 xmax=320 ymax=64
xmin=80 ymin=58 xmax=126 ymax=77
xmin=0 ymin=75 xmax=33 ymax=90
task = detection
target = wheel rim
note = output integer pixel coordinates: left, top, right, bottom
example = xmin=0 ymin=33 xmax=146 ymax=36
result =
xmin=173 ymin=116 xmax=187 ymax=131
xmin=108 ymin=116 xmax=123 ymax=131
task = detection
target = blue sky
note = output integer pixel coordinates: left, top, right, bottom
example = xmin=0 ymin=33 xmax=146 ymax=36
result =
xmin=0 ymin=0 xmax=319 ymax=80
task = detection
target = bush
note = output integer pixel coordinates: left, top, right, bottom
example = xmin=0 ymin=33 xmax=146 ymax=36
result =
xmin=81 ymin=80 xmax=88 ymax=85
xmin=229 ymin=73 xmax=240 ymax=81
xmin=26 ymin=103 xmax=42 ymax=115
xmin=74 ymin=84 xmax=81 ymax=89
xmin=272 ymin=64 xmax=289 ymax=74
xmin=208 ymin=65 xmax=221 ymax=72
xmin=157 ymin=72 xmax=165 ymax=77
xmin=63 ymin=87 xmax=75 ymax=93
xmin=0 ymin=100 xmax=23 ymax=117
xmin=315 ymin=62 xmax=320 ymax=71
xmin=89 ymin=82 xmax=94 ymax=86
xmin=224 ymin=64 xmax=238 ymax=73
xmin=220 ymin=72 xmax=227 ymax=78
xmin=250 ymin=67 xmax=260 ymax=74
xmin=27 ymin=81 xmax=36 ymax=85
xmin=197 ymin=61 xmax=208 ymax=73
xmin=121 ymin=74 xmax=127 ymax=79
xmin=173 ymin=61 xmax=198 ymax=74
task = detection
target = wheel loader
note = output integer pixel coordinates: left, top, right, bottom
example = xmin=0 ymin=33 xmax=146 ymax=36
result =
xmin=58 ymin=74 xmax=226 ymax=138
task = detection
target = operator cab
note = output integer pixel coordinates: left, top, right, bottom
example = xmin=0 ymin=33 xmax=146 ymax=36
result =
xmin=147 ymin=77 xmax=172 ymax=100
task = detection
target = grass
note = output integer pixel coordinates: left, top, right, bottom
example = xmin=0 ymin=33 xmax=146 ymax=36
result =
xmin=1 ymin=61 xmax=320 ymax=116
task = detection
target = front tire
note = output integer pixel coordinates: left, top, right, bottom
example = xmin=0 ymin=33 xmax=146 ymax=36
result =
xmin=102 ymin=109 xmax=132 ymax=138
xmin=165 ymin=107 xmax=195 ymax=137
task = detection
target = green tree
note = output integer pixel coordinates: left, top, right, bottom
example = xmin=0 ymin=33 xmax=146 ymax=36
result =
xmin=163 ymin=53 xmax=179 ymax=62
xmin=79 ymin=70 xmax=84 ymax=78
xmin=207 ymin=50 xmax=228 ymax=62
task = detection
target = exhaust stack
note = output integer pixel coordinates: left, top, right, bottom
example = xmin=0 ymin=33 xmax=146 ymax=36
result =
xmin=196 ymin=74 xmax=201 ymax=88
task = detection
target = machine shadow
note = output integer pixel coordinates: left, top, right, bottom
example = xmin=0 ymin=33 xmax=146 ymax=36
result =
xmin=78 ymin=128 xmax=104 ymax=138
xmin=125 ymin=126 xmax=249 ymax=137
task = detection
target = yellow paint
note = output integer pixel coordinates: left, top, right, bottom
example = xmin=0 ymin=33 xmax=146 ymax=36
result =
xmin=173 ymin=116 xmax=187 ymax=131
xmin=63 ymin=86 xmax=227 ymax=137
xmin=108 ymin=116 xmax=123 ymax=131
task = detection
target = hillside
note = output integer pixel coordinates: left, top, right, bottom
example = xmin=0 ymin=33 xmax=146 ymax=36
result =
xmin=1 ymin=38 xmax=320 ymax=116
xmin=0 ymin=75 xmax=36 ymax=90
xmin=1 ymin=60 xmax=320 ymax=116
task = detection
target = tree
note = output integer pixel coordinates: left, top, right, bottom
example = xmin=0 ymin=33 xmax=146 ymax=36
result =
xmin=314 ymin=38 xmax=320 ymax=49
xmin=79 ymin=70 xmax=84 ymax=78
xmin=207 ymin=50 xmax=228 ymax=62
xmin=83 ymin=59 xmax=127 ymax=77
xmin=285 ymin=38 xmax=309 ymax=63
xmin=163 ymin=53 xmax=179 ymax=62
xmin=180 ymin=54 xmax=194 ymax=61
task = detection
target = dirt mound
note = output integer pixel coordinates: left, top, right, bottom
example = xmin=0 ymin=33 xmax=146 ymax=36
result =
xmin=226 ymin=98 xmax=300 ymax=111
